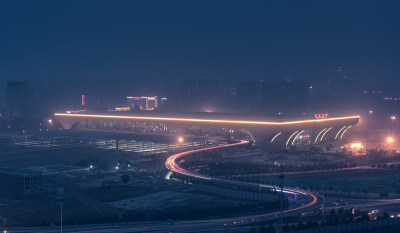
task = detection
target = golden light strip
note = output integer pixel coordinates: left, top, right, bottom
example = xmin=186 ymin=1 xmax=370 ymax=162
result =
xmin=314 ymin=128 xmax=327 ymax=143
xmin=340 ymin=125 xmax=352 ymax=139
xmin=319 ymin=127 xmax=332 ymax=142
xmin=270 ymin=132 xmax=282 ymax=142
xmin=286 ymin=131 xmax=298 ymax=147
xmin=54 ymin=113 xmax=360 ymax=126
xmin=335 ymin=126 xmax=347 ymax=139
xmin=291 ymin=130 xmax=305 ymax=146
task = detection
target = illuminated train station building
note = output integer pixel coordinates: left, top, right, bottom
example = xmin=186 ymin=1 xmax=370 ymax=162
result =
xmin=54 ymin=112 xmax=359 ymax=149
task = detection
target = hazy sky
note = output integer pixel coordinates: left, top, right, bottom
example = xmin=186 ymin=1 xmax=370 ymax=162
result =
xmin=1 ymin=1 xmax=399 ymax=84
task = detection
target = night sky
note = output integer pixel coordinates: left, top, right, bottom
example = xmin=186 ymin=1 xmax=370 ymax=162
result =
xmin=1 ymin=1 xmax=399 ymax=90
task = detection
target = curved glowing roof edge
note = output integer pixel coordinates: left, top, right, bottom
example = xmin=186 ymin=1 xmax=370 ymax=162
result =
xmin=54 ymin=113 xmax=360 ymax=126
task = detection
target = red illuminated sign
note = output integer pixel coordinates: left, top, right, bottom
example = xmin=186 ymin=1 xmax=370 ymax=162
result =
xmin=81 ymin=94 xmax=86 ymax=106
xmin=315 ymin=113 xmax=328 ymax=119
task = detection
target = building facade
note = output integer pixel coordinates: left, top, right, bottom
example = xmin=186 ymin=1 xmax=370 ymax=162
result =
xmin=5 ymin=80 xmax=30 ymax=131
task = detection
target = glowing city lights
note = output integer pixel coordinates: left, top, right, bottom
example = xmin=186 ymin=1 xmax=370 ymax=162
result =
xmin=340 ymin=142 xmax=365 ymax=153
xmin=387 ymin=137 xmax=394 ymax=143
xmin=314 ymin=113 xmax=328 ymax=119
xmin=349 ymin=142 xmax=364 ymax=149
xmin=81 ymin=94 xmax=86 ymax=106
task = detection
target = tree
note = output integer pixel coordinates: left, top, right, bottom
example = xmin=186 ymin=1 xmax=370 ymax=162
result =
xmin=258 ymin=225 xmax=267 ymax=233
xmin=266 ymin=225 xmax=276 ymax=233
xmin=330 ymin=209 xmax=336 ymax=216
xmin=121 ymin=174 xmax=130 ymax=184
xmin=383 ymin=212 xmax=390 ymax=219
xmin=358 ymin=214 xmax=370 ymax=222
xmin=248 ymin=227 xmax=257 ymax=233
xmin=305 ymin=221 xmax=313 ymax=229
xmin=338 ymin=207 xmax=344 ymax=216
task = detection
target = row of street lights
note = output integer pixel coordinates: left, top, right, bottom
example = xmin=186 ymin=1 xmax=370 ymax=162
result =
xmin=368 ymin=110 xmax=397 ymax=148
xmin=368 ymin=110 xmax=397 ymax=120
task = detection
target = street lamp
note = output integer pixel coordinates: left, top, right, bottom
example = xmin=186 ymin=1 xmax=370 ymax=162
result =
xmin=278 ymin=166 xmax=285 ymax=233
xmin=177 ymin=137 xmax=184 ymax=152
xmin=386 ymin=137 xmax=394 ymax=150
xmin=391 ymin=116 xmax=396 ymax=120
xmin=60 ymin=202 xmax=63 ymax=233
xmin=48 ymin=119 xmax=53 ymax=129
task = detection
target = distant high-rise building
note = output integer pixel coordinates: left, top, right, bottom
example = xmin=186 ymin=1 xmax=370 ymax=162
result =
xmin=262 ymin=79 xmax=310 ymax=114
xmin=179 ymin=78 xmax=219 ymax=111
xmin=310 ymin=66 xmax=362 ymax=112
xmin=126 ymin=96 xmax=158 ymax=111
xmin=234 ymin=81 xmax=260 ymax=110
xmin=5 ymin=81 xmax=30 ymax=131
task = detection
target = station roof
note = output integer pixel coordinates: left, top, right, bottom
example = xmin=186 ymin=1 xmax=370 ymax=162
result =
xmin=55 ymin=111 xmax=360 ymax=126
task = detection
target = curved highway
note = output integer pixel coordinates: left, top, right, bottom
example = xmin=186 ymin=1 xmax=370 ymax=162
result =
xmin=6 ymin=140 xmax=320 ymax=233
xmin=164 ymin=140 xmax=321 ymax=231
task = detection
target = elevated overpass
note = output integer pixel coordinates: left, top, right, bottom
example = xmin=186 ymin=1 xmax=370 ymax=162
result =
xmin=54 ymin=112 xmax=359 ymax=148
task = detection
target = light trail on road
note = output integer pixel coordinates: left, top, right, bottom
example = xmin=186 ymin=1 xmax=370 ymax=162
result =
xmin=162 ymin=140 xmax=320 ymax=232
xmin=6 ymin=140 xmax=320 ymax=233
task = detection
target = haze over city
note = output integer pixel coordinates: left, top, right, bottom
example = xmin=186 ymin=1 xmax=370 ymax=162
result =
xmin=1 ymin=1 xmax=400 ymax=233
